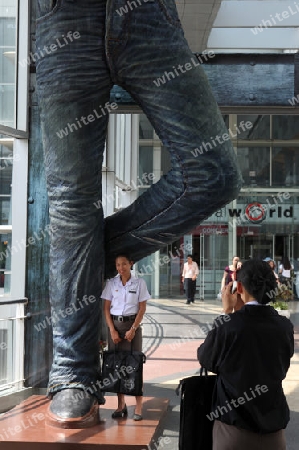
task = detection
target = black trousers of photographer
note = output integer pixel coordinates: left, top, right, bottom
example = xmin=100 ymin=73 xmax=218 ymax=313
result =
xmin=185 ymin=278 xmax=196 ymax=304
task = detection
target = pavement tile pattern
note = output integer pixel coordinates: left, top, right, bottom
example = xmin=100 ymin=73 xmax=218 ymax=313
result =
xmin=141 ymin=298 xmax=299 ymax=450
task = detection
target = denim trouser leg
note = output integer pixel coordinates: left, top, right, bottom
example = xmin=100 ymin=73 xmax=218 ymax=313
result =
xmin=35 ymin=0 xmax=242 ymax=399
xmin=36 ymin=0 xmax=112 ymax=400
xmin=104 ymin=0 xmax=242 ymax=272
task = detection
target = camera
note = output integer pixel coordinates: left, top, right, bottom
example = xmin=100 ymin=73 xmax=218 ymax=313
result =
xmin=231 ymin=280 xmax=238 ymax=294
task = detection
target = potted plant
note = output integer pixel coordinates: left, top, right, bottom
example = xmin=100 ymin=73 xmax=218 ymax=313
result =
xmin=269 ymin=283 xmax=293 ymax=319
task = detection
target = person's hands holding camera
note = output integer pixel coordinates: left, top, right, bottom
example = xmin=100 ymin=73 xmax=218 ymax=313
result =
xmin=222 ymin=282 xmax=238 ymax=314
xmin=222 ymin=282 xmax=244 ymax=314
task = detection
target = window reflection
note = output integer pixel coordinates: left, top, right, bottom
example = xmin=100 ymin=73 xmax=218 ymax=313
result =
xmin=0 ymin=0 xmax=17 ymax=128
xmin=139 ymin=115 xmax=153 ymax=139
xmin=139 ymin=115 xmax=299 ymax=190
xmin=0 ymin=135 xmax=12 ymax=225
xmin=272 ymin=147 xmax=299 ymax=187
xmin=237 ymin=147 xmax=270 ymax=187
xmin=139 ymin=146 xmax=153 ymax=182
xmin=0 ymin=134 xmax=13 ymax=296
xmin=272 ymin=116 xmax=299 ymax=140
xmin=237 ymin=115 xmax=270 ymax=140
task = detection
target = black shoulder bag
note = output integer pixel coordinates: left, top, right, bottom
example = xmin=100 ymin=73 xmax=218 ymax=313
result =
xmin=101 ymin=344 xmax=146 ymax=396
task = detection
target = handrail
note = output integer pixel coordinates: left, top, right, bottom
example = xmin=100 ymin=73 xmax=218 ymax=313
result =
xmin=0 ymin=298 xmax=28 ymax=306
xmin=0 ymin=379 xmax=26 ymax=391
xmin=0 ymin=315 xmax=30 ymax=321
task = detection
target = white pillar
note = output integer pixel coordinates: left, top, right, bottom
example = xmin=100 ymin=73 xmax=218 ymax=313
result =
xmin=11 ymin=139 xmax=27 ymax=298
xmin=152 ymin=131 xmax=161 ymax=297
xmin=103 ymin=115 xmax=116 ymax=217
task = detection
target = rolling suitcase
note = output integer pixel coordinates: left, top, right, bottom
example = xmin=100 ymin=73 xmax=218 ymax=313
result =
xmin=176 ymin=369 xmax=217 ymax=450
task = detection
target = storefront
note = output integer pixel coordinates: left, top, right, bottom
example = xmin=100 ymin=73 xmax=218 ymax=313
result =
xmin=136 ymin=195 xmax=299 ymax=299
xmin=137 ymin=114 xmax=299 ymax=299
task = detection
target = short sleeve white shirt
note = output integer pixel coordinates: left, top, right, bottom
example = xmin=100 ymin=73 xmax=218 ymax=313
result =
xmin=101 ymin=274 xmax=150 ymax=316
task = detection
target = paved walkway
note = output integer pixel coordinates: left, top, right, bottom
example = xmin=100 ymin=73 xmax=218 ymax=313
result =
xmin=141 ymin=297 xmax=299 ymax=450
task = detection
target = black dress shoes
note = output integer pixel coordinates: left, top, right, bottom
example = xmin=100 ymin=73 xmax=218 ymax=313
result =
xmin=46 ymin=388 xmax=100 ymax=428
xmin=111 ymin=405 xmax=128 ymax=418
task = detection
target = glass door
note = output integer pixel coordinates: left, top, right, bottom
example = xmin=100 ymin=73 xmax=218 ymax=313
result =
xmin=274 ymin=234 xmax=294 ymax=267
xmin=238 ymin=233 xmax=273 ymax=261
xmin=193 ymin=233 xmax=228 ymax=299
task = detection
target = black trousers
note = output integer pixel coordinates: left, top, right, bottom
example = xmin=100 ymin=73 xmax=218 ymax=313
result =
xmin=185 ymin=279 xmax=196 ymax=303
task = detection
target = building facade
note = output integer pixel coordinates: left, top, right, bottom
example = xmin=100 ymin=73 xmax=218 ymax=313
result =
xmin=124 ymin=113 xmax=299 ymax=298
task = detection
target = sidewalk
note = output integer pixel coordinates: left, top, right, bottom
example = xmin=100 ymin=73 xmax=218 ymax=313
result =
xmin=142 ymin=298 xmax=299 ymax=450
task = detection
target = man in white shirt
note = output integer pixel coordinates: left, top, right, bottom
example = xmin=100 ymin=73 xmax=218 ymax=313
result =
xmin=182 ymin=255 xmax=199 ymax=304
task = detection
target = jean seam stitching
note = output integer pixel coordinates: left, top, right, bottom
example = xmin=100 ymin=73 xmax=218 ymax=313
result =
xmin=156 ymin=0 xmax=182 ymax=28
xmin=36 ymin=0 xmax=62 ymax=24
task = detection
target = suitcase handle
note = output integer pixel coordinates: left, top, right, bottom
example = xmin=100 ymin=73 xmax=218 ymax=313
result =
xmin=176 ymin=367 xmax=209 ymax=396
xmin=200 ymin=367 xmax=209 ymax=377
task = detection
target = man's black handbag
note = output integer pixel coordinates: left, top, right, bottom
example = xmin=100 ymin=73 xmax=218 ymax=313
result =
xmin=176 ymin=368 xmax=217 ymax=450
xmin=101 ymin=349 xmax=146 ymax=396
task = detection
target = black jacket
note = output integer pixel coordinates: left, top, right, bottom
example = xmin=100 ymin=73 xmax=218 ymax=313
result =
xmin=197 ymin=305 xmax=294 ymax=433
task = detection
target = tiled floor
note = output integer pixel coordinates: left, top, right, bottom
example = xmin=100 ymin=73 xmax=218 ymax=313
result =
xmin=1 ymin=297 xmax=298 ymax=449
xmin=142 ymin=297 xmax=299 ymax=450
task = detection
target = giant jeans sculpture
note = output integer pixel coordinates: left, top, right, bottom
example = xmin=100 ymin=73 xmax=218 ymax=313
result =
xmin=36 ymin=0 xmax=242 ymax=426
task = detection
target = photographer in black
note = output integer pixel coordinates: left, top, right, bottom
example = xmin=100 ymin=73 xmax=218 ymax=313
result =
xmin=198 ymin=259 xmax=294 ymax=450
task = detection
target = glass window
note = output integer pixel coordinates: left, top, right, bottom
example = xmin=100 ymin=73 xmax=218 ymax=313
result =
xmin=272 ymin=147 xmax=299 ymax=187
xmin=222 ymin=115 xmax=229 ymax=128
xmin=237 ymin=147 xmax=270 ymax=187
xmin=0 ymin=136 xmax=13 ymax=225
xmin=0 ymin=1 xmax=17 ymax=128
xmin=139 ymin=146 xmax=153 ymax=180
xmin=0 ymin=232 xmax=11 ymax=295
xmin=0 ymin=135 xmax=13 ymax=296
xmin=139 ymin=114 xmax=154 ymax=139
xmin=272 ymin=116 xmax=299 ymax=140
xmin=237 ymin=115 xmax=270 ymax=140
